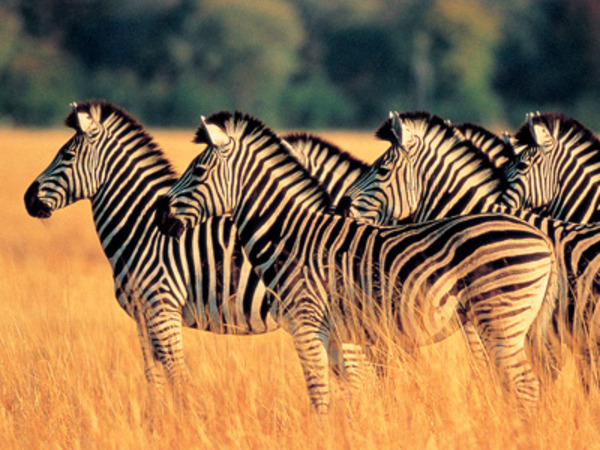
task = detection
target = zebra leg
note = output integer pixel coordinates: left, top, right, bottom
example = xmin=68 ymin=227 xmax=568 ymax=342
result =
xmin=477 ymin=321 xmax=540 ymax=413
xmin=329 ymin=342 xmax=374 ymax=394
xmin=290 ymin=321 xmax=331 ymax=414
xmin=578 ymin=345 xmax=598 ymax=392
xmin=140 ymin=304 xmax=188 ymax=401
xmin=526 ymin=329 xmax=563 ymax=385
xmin=576 ymin=328 xmax=600 ymax=392
xmin=136 ymin=312 xmax=167 ymax=388
xmin=462 ymin=321 xmax=491 ymax=369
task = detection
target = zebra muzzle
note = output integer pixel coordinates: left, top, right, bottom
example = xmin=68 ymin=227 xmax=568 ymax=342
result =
xmin=24 ymin=181 xmax=52 ymax=218
xmin=155 ymin=195 xmax=185 ymax=238
xmin=333 ymin=196 xmax=352 ymax=218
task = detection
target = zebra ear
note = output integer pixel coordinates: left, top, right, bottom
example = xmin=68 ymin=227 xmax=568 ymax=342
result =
xmin=395 ymin=112 xmax=418 ymax=152
xmin=389 ymin=111 xmax=402 ymax=147
xmin=196 ymin=116 xmax=230 ymax=148
xmin=528 ymin=114 xmax=554 ymax=150
xmin=76 ymin=109 xmax=100 ymax=137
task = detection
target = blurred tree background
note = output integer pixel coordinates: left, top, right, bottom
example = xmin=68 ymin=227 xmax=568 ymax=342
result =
xmin=1 ymin=0 xmax=599 ymax=129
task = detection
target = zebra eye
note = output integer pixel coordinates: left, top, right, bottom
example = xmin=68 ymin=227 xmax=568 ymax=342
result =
xmin=62 ymin=151 xmax=76 ymax=161
xmin=378 ymin=167 xmax=391 ymax=177
xmin=193 ymin=165 xmax=208 ymax=177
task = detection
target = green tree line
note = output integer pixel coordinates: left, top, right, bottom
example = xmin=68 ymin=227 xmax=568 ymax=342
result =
xmin=1 ymin=0 xmax=599 ymax=128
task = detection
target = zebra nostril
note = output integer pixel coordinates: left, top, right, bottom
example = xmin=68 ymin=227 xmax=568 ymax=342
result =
xmin=154 ymin=195 xmax=184 ymax=237
xmin=334 ymin=196 xmax=352 ymax=218
xmin=24 ymin=181 xmax=40 ymax=213
xmin=24 ymin=181 xmax=52 ymax=218
xmin=168 ymin=218 xmax=185 ymax=238
xmin=154 ymin=195 xmax=171 ymax=227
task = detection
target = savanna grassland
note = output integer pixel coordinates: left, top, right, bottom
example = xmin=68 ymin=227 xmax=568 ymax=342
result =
xmin=2 ymin=127 xmax=600 ymax=449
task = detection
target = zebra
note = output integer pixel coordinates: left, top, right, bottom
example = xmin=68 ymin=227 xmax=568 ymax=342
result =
xmin=155 ymin=110 xmax=557 ymax=413
xmin=342 ymin=110 xmax=600 ymax=383
xmin=346 ymin=111 xmax=509 ymax=224
xmin=283 ymin=133 xmax=369 ymax=207
xmin=23 ymin=100 xmax=370 ymax=398
xmin=502 ymin=112 xmax=600 ymax=224
xmin=454 ymin=122 xmax=516 ymax=170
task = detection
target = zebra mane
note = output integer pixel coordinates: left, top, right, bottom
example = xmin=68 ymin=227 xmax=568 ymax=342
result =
xmin=456 ymin=122 xmax=499 ymax=141
xmin=375 ymin=111 xmax=455 ymax=144
xmin=64 ymin=99 xmax=176 ymax=177
xmin=456 ymin=122 xmax=515 ymax=166
xmin=198 ymin=111 xmax=334 ymax=209
xmin=283 ymin=132 xmax=369 ymax=173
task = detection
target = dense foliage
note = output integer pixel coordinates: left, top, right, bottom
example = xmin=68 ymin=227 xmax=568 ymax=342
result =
xmin=1 ymin=0 xmax=599 ymax=128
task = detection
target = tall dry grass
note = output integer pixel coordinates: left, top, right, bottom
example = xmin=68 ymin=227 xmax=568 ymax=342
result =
xmin=2 ymin=128 xmax=600 ymax=449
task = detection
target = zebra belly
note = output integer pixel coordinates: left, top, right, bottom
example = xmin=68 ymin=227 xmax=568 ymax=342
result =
xmin=321 ymin=249 xmax=465 ymax=347
xmin=320 ymin=216 xmax=549 ymax=348
xmin=179 ymin=221 xmax=281 ymax=335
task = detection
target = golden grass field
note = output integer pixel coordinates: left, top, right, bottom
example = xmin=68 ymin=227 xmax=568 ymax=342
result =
xmin=2 ymin=127 xmax=600 ymax=449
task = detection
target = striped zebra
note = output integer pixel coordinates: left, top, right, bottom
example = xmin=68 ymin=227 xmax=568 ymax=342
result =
xmin=454 ymin=122 xmax=516 ymax=170
xmin=23 ymin=100 xmax=368 ymax=396
xmin=283 ymin=133 xmax=369 ymax=207
xmin=346 ymin=111 xmax=508 ymax=224
xmin=156 ymin=110 xmax=557 ymax=413
xmin=343 ymin=110 xmax=600 ymax=383
xmin=502 ymin=112 xmax=600 ymax=223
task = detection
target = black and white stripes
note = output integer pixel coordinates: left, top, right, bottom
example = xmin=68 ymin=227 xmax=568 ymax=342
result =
xmin=342 ymin=110 xmax=600 ymax=384
xmin=503 ymin=112 xmax=600 ymax=223
xmin=24 ymin=101 xmax=366 ymax=395
xmin=28 ymin=100 xmax=600 ymax=415
xmin=156 ymin=111 xmax=556 ymax=413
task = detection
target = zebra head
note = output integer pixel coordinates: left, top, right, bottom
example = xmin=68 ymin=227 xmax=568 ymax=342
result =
xmin=156 ymin=114 xmax=234 ymax=236
xmin=25 ymin=102 xmax=103 ymax=218
xmin=500 ymin=112 xmax=556 ymax=210
xmin=342 ymin=111 xmax=420 ymax=224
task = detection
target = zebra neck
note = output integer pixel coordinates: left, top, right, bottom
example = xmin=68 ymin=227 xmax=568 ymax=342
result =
xmin=231 ymin=158 xmax=330 ymax=280
xmin=90 ymin=147 xmax=175 ymax=264
xmin=551 ymin=150 xmax=600 ymax=222
xmin=299 ymin=142 xmax=368 ymax=206
xmin=413 ymin=140 xmax=505 ymax=219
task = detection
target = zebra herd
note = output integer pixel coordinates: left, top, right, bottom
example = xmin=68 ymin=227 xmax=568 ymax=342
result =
xmin=23 ymin=100 xmax=600 ymax=415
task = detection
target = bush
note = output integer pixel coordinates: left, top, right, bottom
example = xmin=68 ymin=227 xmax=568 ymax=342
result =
xmin=278 ymin=74 xmax=358 ymax=128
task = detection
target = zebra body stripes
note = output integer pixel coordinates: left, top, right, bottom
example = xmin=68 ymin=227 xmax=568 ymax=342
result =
xmin=24 ymin=101 xmax=369 ymax=394
xmin=157 ymin=111 xmax=556 ymax=413
xmin=344 ymin=110 xmax=600 ymax=381
xmin=454 ymin=122 xmax=516 ymax=170
xmin=346 ymin=111 xmax=509 ymax=224
xmin=503 ymin=112 xmax=600 ymax=223
xmin=283 ymin=133 xmax=369 ymax=206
